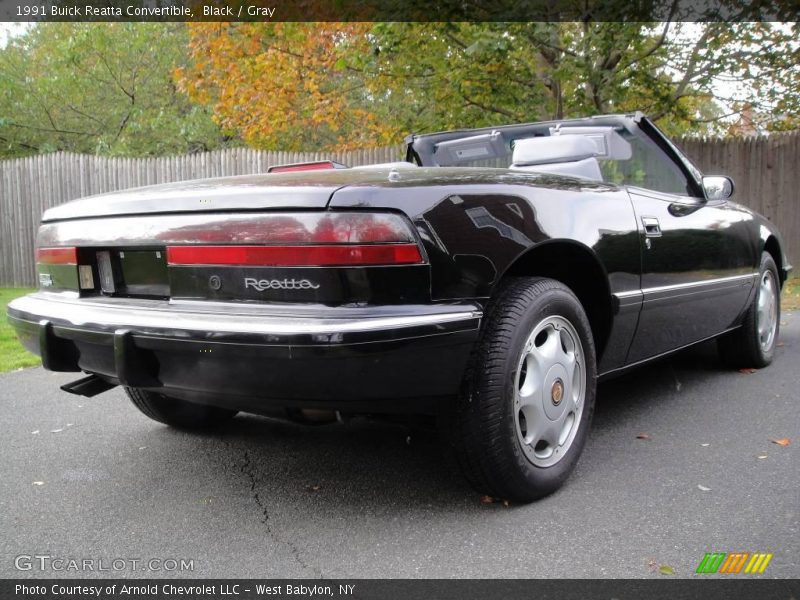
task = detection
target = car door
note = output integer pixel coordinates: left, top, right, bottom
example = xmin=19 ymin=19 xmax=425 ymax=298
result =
xmin=612 ymin=123 xmax=755 ymax=363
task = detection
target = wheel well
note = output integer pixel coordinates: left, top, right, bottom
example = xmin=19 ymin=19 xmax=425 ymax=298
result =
xmin=500 ymin=242 xmax=613 ymax=357
xmin=763 ymin=236 xmax=785 ymax=285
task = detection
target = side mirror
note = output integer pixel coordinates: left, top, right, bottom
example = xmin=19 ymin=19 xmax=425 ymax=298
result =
xmin=702 ymin=175 xmax=734 ymax=201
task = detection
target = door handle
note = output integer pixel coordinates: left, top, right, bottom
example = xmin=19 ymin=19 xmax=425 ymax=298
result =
xmin=642 ymin=216 xmax=662 ymax=237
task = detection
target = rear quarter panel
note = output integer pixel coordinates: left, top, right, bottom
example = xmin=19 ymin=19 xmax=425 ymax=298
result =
xmin=328 ymin=172 xmax=641 ymax=302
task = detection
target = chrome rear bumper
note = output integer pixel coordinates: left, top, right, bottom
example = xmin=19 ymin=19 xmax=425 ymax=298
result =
xmin=7 ymin=293 xmax=482 ymax=412
xmin=8 ymin=293 xmax=481 ymax=343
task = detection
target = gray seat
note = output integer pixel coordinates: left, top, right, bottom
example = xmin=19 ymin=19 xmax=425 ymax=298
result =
xmin=510 ymin=136 xmax=603 ymax=182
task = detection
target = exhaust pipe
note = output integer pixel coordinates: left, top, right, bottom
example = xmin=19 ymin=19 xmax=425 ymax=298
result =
xmin=285 ymin=408 xmax=339 ymax=425
xmin=60 ymin=374 xmax=117 ymax=398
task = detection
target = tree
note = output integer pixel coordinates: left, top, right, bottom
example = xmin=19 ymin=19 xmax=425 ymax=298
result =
xmin=180 ymin=22 xmax=798 ymax=148
xmin=0 ymin=23 xmax=230 ymax=158
xmin=355 ymin=22 xmax=798 ymax=137
xmin=177 ymin=23 xmax=397 ymax=151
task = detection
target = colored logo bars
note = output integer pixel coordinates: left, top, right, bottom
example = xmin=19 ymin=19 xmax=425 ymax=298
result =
xmin=696 ymin=552 xmax=773 ymax=574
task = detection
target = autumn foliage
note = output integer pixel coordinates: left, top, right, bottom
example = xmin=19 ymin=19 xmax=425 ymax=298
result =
xmin=176 ymin=23 xmax=399 ymax=151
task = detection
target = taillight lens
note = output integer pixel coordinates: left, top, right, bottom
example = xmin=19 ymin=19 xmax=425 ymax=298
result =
xmin=36 ymin=247 xmax=77 ymax=265
xmin=166 ymin=212 xmax=424 ymax=267
xmin=155 ymin=212 xmax=416 ymax=245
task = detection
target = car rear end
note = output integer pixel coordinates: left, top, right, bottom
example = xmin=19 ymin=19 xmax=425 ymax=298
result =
xmin=7 ymin=176 xmax=481 ymax=415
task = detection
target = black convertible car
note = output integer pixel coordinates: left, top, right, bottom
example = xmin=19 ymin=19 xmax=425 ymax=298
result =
xmin=8 ymin=113 xmax=790 ymax=501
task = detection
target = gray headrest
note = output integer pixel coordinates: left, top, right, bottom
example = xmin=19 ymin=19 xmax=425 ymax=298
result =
xmin=512 ymin=136 xmax=598 ymax=166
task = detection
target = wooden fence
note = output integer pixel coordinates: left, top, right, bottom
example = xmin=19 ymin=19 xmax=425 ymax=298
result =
xmin=1 ymin=134 xmax=798 ymax=287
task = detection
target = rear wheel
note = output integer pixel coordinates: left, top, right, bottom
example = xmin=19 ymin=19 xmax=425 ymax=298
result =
xmin=447 ymin=277 xmax=597 ymax=503
xmin=125 ymin=388 xmax=237 ymax=430
xmin=718 ymin=252 xmax=780 ymax=369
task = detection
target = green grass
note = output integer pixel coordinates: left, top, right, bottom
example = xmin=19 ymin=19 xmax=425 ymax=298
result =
xmin=784 ymin=277 xmax=800 ymax=312
xmin=0 ymin=287 xmax=39 ymax=373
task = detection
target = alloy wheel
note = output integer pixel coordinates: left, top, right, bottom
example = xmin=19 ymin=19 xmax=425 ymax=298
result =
xmin=757 ymin=270 xmax=778 ymax=352
xmin=514 ymin=315 xmax=586 ymax=467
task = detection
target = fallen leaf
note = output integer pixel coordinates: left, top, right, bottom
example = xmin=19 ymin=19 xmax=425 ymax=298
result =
xmin=480 ymin=495 xmax=495 ymax=504
xmin=50 ymin=428 xmax=63 ymax=433
xmin=659 ymin=564 xmax=676 ymax=575
xmin=757 ymin=454 xmax=768 ymax=459
xmin=697 ymin=484 xmax=712 ymax=492
xmin=32 ymin=481 xmax=44 ymax=486
xmin=31 ymin=430 xmax=39 ymax=435
xmin=636 ymin=433 xmax=651 ymax=440
xmin=700 ymin=443 xmax=710 ymax=447
xmin=738 ymin=368 xmax=758 ymax=374
xmin=771 ymin=438 xmax=791 ymax=447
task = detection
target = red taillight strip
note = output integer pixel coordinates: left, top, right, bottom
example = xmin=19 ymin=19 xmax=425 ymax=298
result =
xmin=36 ymin=247 xmax=77 ymax=265
xmin=167 ymin=244 xmax=423 ymax=267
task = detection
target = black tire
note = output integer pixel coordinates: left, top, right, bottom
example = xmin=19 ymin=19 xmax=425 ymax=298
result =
xmin=718 ymin=252 xmax=780 ymax=369
xmin=125 ymin=388 xmax=237 ymax=430
xmin=446 ymin=277 xmax=597 ymax=503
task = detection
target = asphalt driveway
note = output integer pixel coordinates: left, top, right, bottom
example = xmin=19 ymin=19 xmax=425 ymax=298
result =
xmin=1 ymin=313 xmax=797 ymax=579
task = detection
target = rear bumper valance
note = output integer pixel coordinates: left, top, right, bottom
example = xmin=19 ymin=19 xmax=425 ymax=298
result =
xmin=7 ymin=294 xmax=482 ymax=410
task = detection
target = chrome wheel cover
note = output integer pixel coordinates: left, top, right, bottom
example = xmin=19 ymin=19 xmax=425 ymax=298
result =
xmin=514 ymin=315 xmax=586 ymax=467
xmin=757 ymin=270 xmax=778 ymax=352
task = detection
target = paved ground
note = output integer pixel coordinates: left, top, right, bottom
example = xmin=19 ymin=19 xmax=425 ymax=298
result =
xmin=1 ymin=312 xmax=797 ymax=579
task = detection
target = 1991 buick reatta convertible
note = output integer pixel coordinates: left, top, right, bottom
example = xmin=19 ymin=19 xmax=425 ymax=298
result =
xmin=8 ymin=113 xmax=791 ymax=501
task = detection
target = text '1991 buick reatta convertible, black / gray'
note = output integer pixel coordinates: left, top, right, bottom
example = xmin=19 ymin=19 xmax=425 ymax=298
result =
xmin=8 ymin=113 xmax=791 ymax=502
